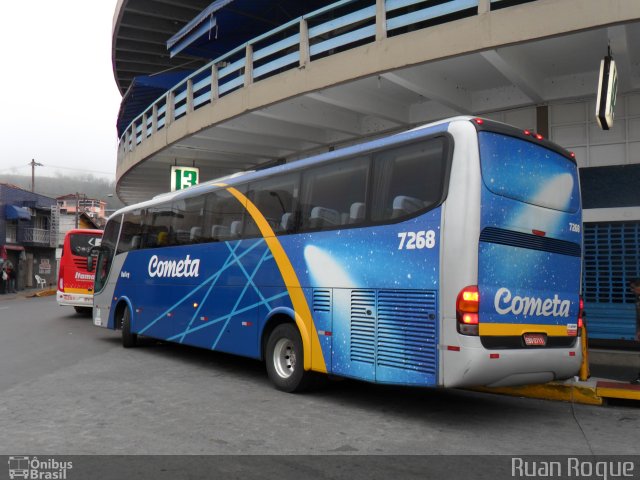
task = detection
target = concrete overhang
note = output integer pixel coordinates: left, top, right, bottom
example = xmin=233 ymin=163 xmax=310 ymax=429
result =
xmin=114 ymin=0 xmax=640 ymax=205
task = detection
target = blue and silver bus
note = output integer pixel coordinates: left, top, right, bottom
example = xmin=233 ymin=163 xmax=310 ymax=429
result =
xmin=91 ymin=116 xmax=584 ymax=392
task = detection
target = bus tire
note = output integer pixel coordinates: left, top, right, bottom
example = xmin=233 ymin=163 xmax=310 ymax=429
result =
xmin=265 ymin=323 xmax=310 ymax=392
xmin=121 ymin=307 xmax=138 ymax=348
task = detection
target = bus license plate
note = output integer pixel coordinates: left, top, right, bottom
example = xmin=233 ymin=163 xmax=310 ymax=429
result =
xmin=523 ymin=333 xmax=547 ymax=346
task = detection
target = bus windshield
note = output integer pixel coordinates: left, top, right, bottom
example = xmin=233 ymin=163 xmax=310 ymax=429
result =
xmin=94 ymin=217 xmax=121 ymax=294
xmin=70 ymin=233 xmax=100 ymax=256
xmin=478 ymin=131 xmax=580 ymax=213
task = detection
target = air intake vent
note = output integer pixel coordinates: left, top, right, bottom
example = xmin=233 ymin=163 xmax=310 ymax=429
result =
xmin=480 ymin=227 xmax=581 ymax=257
xmin=73 ymin=257 xmax=88 ymax=269
xmin=313 ymin=289 xmax=331 ymax=312
xmin=376 ymin=290 xmax=437 ymax=374
xmin=350 ymin=290 xmax=376 ymax=365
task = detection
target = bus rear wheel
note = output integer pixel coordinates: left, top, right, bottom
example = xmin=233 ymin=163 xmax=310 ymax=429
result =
xmin=121 ymin=307 xmax=138 ymax=348
xmin=265 ymin=323 xmax=310 ymax=392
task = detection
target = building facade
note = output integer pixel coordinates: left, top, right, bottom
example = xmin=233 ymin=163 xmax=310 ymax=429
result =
xmin=56 ymin=194 xmax=107 ymax=222
xmin=0 ymin=184 xmax=57 ymax=290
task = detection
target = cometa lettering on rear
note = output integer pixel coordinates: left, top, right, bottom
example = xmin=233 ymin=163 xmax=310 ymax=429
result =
xmin=148 ymin=255 xmax=200 ymax=278
xmin=494 ymin=287 xmax=570 ymax=317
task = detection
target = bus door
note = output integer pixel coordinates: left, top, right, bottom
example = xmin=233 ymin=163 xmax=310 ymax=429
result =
xmin=476 ymin=131 xmax=582 ymax=350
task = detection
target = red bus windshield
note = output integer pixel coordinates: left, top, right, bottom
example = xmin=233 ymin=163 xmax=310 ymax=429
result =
xmin=69 ymin=233 xmax=101 ymax=257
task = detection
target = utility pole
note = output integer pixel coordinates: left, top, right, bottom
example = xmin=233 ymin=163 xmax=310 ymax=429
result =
xmin=29 ymin=159 xmax=43 ymax=192
xmin=75 ymin=192 xmax=79 ymax=228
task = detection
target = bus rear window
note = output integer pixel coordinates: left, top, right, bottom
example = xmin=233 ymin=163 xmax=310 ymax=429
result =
xmin=70 ymin=234 xmax=99 ymax=256
xmin=478 ymin=132 xmax=580 ymax=213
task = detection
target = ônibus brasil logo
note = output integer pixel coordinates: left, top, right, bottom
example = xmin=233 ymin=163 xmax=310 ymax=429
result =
xmin=8 ymin=456 xmax=72 ymax=479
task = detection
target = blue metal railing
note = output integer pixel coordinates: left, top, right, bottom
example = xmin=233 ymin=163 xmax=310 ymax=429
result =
xmin=119 ymin=0 xmax=533 ymax=156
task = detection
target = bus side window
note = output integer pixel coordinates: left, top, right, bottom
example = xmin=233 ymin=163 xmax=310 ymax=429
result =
xmin=142 ymin=203 xmax=174 ymax=248
xmin=202 ymin=187 xmax=248 ymax=242
xmin=118 ymin=209 xmax=145 ymax=254
xmin=300 ymin=156 xmax=369 ymax=232
xmin=248 ymin=173 xmax=299 ymax=236
xmin=173 ymin=196 xmax=205 ymax=245
xmin=371 ymin=138 xmax=447 ymax=222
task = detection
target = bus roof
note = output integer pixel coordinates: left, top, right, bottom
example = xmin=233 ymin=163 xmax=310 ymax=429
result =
xmin=110 ymin=115 xmax=572 ymax=218
xmin=65 ymin=228 xmax=103 ymax=235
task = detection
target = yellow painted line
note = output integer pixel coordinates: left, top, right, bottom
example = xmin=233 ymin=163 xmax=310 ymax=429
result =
xmin=35 ymin=289 xmax=57 ymax=298
xmin=472 ymin=382 xmax=603 ymax=406
xmin=220 ymin=184 xmax=327 ymax=373
xmin=479 ymin=323 xmax=573 ymax=337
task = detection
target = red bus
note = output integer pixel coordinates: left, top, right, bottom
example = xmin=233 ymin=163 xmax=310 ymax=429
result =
xmin=57 ymin=229 xmax=102 ymax=314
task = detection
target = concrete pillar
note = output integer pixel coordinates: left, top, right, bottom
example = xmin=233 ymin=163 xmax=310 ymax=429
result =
xmin=187 ymin=78 xmax=194 ymax=113
xmin=536 ymin=105 xmax=549 ymax=138
xmin=299 ymin=18 xmax=310 ymax=67
xmin=142 ymin=113 xmax=148 ymax=142
xmin=211 ymin=64 xmax=219 ymax=101
xmin=376 ymin=0 xmax=387 ymax=41
xmin=165 ymin=92 xmax=174 ymax=126
xmin=244 ymin=44 xmax=254 ymax=87
xmin=152 ymin=104 xmax=158 ymax=134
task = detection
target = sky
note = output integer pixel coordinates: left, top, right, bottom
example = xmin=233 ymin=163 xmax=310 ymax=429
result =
xmin=0 ymin=0 xmax=122 ymax=181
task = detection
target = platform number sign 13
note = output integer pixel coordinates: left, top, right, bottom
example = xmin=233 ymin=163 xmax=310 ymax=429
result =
xmin=171 ymin=166 xmax=199 ymax=191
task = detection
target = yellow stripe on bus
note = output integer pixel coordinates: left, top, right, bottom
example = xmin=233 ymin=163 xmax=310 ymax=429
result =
xmin=64 ymin=288 xmax=92 ymax=294
xmin=219 ymin=184 xmax=327 ymax=373
xmin=479 ymin=323 xmax=571 ymax=337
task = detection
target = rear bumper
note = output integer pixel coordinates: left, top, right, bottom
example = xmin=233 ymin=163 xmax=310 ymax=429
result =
xmin=443 ymin=336 xmax=583 ymax=388
xmin=57 ymin=291 xmax=93 ymax=308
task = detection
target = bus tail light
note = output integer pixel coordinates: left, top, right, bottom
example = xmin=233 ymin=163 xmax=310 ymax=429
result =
xmin=578 ymin=296 xmax=585 ymax=333
xmin=58 ymin=264 xmax=64 ymax=291
xmin=457 ymin=285 xmax=479 ymax=336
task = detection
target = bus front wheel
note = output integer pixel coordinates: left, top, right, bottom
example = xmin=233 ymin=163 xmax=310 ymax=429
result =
xmin=265 ymin=323 xmax=310 ymax=392
xmin=121 ymin=307 xmax=138 ymax=348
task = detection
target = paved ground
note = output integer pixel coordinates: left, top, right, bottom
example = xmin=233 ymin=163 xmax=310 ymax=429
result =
xmin=1 ymin=295 xmax=639 ymax=457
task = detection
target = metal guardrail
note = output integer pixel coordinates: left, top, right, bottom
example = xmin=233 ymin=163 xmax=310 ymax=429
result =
xmin=118 ymin=0 xmax=530 ymax=162
xmin=18 ymin=228 xmax=51 ymax=245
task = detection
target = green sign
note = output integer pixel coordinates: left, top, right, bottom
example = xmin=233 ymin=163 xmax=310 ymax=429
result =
xmin=171 ymin=166 xmax=199 ymax=191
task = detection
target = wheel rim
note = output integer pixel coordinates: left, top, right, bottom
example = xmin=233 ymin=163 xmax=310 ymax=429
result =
xmin=273 ymin=338 xmax=296 ymax=379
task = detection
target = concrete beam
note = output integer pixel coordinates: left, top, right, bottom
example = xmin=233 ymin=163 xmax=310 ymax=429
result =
xmin=382 ymin=71 xmax=472 ymax=114
xmin=307 ymin=85 xmax=409 ymax=125
xmin=252 ymin=98 xmax=363 ymax=136
xmin=480 ymin=49 xmax=545 ymax=104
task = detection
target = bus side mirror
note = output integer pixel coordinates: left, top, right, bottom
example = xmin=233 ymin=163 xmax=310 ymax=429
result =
xmin=87 ymin=246 xmax=99 ymax=273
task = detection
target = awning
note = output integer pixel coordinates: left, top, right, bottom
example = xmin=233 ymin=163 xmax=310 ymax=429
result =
xmin=4 ymin=205 xmax=31 ymax=221
xmin=117 ymin=71 xmax=193 ymax=137
xmin=0 ymin=245 xmax=25 ymax=260
xmin=166 ymin=0 xmax=329 ymax=60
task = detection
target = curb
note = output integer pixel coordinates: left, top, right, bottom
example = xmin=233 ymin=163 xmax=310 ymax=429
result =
xmin=32 ymin=289 xmax=56 ymax=298
xmin=473 ymin=378 xmax=640 ymax=405
xmin=0 ymin=288 xmax=56 ymax=301
xmin=472 ymin=381 xmax=603 ymax=406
